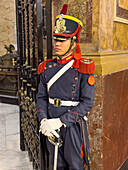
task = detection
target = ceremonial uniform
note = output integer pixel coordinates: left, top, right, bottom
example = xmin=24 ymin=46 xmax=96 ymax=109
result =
xmin=37 ymin=4 xmax=95 ymax=170
xmin=37 ymin=53 xmax=95 ymax=169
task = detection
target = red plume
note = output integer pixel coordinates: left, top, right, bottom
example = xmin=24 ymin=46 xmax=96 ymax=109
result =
xmin=60 ymin=4 xmax=68 ymax=14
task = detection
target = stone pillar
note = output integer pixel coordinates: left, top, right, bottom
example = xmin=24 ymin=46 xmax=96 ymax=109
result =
xmin=0 ymin=0 xmax=16 ymax=56
xmin=53 ymin=0 xmax=128 ymax=169
xmin=87 ymin=0 xmax=128 ymax=169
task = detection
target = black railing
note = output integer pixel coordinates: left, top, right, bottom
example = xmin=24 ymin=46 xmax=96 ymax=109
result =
xmin=15 ymin=0 xmax=52 ymax=169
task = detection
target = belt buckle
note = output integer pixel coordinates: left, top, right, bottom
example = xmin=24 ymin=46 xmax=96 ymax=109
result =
xmin=54 ymin=98 xmax=61 ymax=107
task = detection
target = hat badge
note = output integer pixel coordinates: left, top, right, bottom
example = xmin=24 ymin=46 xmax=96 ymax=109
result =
xmin=54 ymin=14 xmax=66 ymax=33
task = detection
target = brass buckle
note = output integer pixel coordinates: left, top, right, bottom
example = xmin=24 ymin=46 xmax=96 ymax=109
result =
xmin=54 ymin=98 xmax=62 ymax=107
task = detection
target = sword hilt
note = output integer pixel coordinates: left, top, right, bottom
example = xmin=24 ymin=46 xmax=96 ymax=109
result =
xmin=48 ymin=129 xmax=63 ymax=147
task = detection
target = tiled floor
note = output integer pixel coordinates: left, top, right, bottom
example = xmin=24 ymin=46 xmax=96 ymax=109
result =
xmin=0 ymin=103 xmax=33 ymax=170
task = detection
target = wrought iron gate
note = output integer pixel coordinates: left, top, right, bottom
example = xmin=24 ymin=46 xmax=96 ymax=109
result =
xmin=15 ymin=0 xmax=52 ymax=169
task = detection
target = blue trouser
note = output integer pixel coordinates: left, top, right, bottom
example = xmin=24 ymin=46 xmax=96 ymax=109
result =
xmin=46 ymin=122 xmax=86 ymax=170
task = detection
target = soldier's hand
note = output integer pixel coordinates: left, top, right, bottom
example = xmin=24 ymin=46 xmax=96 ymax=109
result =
xmin=40 ymin=118 xmax=61 ymax=138
xmin=40 ymin=118 xmax=62 ymax=136
xmin=42 ymin=129 xmax=59 ymax=138
xmin=39 ymin=127 xmax=60 ymax=138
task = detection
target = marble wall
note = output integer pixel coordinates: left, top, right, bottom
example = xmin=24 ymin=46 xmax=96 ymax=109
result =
xmin=88 ymin=75 xmax=103 ymax=169
xmin=113 ymin=22 xmax=128 ymax=51
xmin=99 ymin=0 xmax=114 ymax=51
xmin=102 ymin=70 xmax=128 ymax=170
xmin=0 ymin=0 xmax=16 ymax=56
xmin=88 ymin=70 xmax=128 ymax=170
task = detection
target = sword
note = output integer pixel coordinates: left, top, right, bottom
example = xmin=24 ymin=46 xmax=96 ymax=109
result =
xmin=81 ymin=117 xmax=90 ymax=170
xmin=48 ymin=130 xmax=63 ymax=170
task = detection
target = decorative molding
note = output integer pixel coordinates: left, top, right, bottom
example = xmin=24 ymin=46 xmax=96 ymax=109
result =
xmin=82 ymin=51 xmax=128 ymax=75
xmin=114 ymin=0 xmax=128 ymax=24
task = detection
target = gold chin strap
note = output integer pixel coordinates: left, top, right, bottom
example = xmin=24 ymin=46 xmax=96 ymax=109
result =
xmin=59 ymin=37 xmax=76 ymax=58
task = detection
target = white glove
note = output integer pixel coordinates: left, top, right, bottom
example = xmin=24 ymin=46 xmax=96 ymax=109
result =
xmin=40 ymin=118 xmax=62 ymax=138
xmin=43 ymin=129 xmax=59 ymax=138
xmin=40 ymin=118 xmax=62 ymax=137
xmin=39 ymin=119 xmax=53 ymax=136
xmin=39 ymin=118 xmax=47 ymax=132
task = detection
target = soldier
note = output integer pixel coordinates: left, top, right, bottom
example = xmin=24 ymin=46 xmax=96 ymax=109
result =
xmin=37 ymin=4 xmax=95 ymax=170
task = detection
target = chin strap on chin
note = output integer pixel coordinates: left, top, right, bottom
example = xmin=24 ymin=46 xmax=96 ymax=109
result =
xmin=59 ymin=38 xmax=75 ymax=58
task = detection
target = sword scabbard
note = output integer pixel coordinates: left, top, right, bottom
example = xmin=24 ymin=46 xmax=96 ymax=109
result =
xmin=81 ymin=118 xmax=90 ymax=170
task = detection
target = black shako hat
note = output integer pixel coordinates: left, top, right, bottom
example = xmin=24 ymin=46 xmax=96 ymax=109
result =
xmin=53 ymin=4 xmax=83 ymax=59
xmin=53 ymin=4 xmax=83 ymax=41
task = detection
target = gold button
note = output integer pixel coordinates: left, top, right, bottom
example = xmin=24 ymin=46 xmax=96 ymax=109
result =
xmin=49 ymin=65 xmax=52 ymax=68
xmin=75 ymin=77 xmax=78 ymax=80
xmin=73 ymin=84 xmax=76 ymax=87
xmin=72 ymin=91 xmax=75 ymax=93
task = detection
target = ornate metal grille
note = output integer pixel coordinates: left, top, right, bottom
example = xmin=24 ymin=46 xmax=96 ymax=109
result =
xmin=16 ymin=0 xmax=52 ymax=169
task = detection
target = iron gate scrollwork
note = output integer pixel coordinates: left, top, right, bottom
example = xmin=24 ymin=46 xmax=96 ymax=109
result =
xmin=16 ymin=0 xmax=52 ymax=169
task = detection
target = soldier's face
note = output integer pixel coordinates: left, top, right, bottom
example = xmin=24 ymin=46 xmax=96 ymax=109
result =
xmin=53 ymin=39 xmax=76 ymax=57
